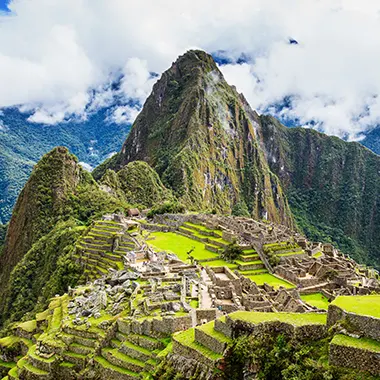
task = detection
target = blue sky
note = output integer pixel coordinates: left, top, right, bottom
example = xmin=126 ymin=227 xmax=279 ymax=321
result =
xmin=0 ymin=0 xmax=9 ymax=11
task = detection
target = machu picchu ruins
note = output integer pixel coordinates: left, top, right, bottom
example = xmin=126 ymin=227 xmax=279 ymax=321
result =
xmin=1 ymin=212 xmax=380 ymax=380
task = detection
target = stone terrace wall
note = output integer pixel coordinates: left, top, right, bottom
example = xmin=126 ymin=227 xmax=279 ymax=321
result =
xmin=329 ymin=341 xmax=380 ymax=376
xmin=327 ymin=305 xmax=380 ymax=341
xmin=225 ymin=316 xmax=327 ymax=342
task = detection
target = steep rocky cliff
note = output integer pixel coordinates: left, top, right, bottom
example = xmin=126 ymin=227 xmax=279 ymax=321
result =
xmin=94 ymin=50 xmax=293 ymax=226
xmin=99 ymin=161 xmax=175 ymax=208
xmin=260 ymin=116 xmax=380 ymax=265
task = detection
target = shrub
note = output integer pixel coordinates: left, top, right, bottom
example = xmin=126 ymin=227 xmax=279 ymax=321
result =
xmin=147 ymin=201 xmax=185 ymax=218
xmin=222 ymin=244 xmax=242 ymax=262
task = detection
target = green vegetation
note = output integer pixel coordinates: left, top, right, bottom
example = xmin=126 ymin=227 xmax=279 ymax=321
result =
xmin=1 ymin=220 xmax=83 ymax=325
xmin=222 ymin=332 xmax=379 ymax=380
xmin=331 ymin=295 xmax=380 ymax=318
xmin=221 ymin=244 xmax=242 ymax=262
xmin=100 ymin=161 xmax=175 ymax=208
xmin=173 ymin=328 xmax=222 ymax=361
xmin=301 ymin=293 xmax=330 ymax=310
xmin=261 ymin=115 xmax=380 ymax=267
xmin=148 ymin=232 xmax=218 ymax=262
xmin=332 ymin=334 xmax=380 ymax=353
xmin=0 ymin=107 xmax=131 ymax=224
xmin=146 ymin=201 xmax=185 ymax=218
xmin=228 ymin=311 xmax=327 ymax=326
xmin=243 ymin=273 xmax=294 ymax=289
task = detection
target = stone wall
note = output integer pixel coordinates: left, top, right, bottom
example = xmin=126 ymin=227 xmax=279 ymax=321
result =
xmin=327 ymin=305 xmax=380 ymax=341
xmin=329 ymin=340 xmax=380 ymax=376
xmin=225 ymin=316 xmax=327 ymax=342
xmin=195 ymin=309 xmax=217 ymax=324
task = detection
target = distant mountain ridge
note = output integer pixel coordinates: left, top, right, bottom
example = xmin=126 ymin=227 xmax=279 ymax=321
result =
xmin=0 ymin=107 xmax=132 ymax=223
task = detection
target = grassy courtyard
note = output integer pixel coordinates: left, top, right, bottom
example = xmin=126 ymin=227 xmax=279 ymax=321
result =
xmin=301 ymin=293 xmax=330 ymax=310
xmin=244 ymin=273 xmax=294 ymax=289
xmin=148 ymin=232 xmax=219 ymax=262
xmin=331 ymin=295 xmax=380 ymax=318
xmin=331 ymin=334 xmax=380 ymax=352
xmin=229 ymin=311 xmax=327 ymax=326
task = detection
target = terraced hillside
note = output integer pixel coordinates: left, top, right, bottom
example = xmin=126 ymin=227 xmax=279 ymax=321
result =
xmin=146 ymin=218 xmax=295 ymax=289
xmin=74 ymin=220 xmax=139 ymax=283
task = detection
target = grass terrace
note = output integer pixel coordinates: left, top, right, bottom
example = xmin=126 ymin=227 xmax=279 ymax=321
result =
xmin=301 ymin=293 xmax=330 ymax=310
xmin=173 ymin=328 xmax=222 ymax=361
xmin=331 ymin=334 xmax=380 ymax=353
xmin=228 ymin=311 xmax=327 ymax=326
xmin=243 ymin=273 xmax=295 ymax=289
xmin=331 ymin=295 xmax=380 ymax=318
xmin=148 ymin=232 xmax=219 ymax=261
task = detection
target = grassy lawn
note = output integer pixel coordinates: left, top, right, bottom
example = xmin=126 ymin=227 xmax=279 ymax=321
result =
xmin=173 ymin=328 xmax=222 ymax=360
xmin=196 ymin=321 xmax=232 ymax=343
xmin=244 ymin=273 xmax=295 ymax=289
xmin=148 ymin=232 xmax=219 ymax=262
xmin=331 ymin=334 xmax=380 ymax=352
xmin=331 ymin=295 xmax=380 ymax=318
xmin=229 ymin=311 xmax=327 ymax=326
xmin=301 ymin=293 xmax=330 ymax=310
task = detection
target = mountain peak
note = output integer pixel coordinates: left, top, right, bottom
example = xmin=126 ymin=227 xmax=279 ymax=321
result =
xmin=94 ymin=50 xmax=293 ymax=227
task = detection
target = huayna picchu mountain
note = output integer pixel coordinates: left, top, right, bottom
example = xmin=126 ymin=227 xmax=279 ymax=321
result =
xmin=94 ymin=50 xmax=380 ymax=265
xmin=94 ymin=50 xmax=293 ymax=227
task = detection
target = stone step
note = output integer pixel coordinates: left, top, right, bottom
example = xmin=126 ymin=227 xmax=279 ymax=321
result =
xmin=101 ymin=348 xmax=145 ymax=373
xmin=119 ymin=339 xmax=153 ymax=362
xmin=20 ymin=359 xmax=50 ymax=379
xmin=27 ymin=347 xmax=55 ymax=372
xmin=194 ymin=321 xmax=232 ymax=355
xmin=69 ymin=342 xmax=93 ymax=355
xmin=95 ymin=356 xmax=139 ymax=380
xmin=213 ymin=317 xmax=233 ymax=338
xmin=125 ymin=334 xmax=164 ymax=351
xmin=173 ymin=329 xmax=222 ymax=368
xmin=62 ymin=351 xmax=87 ymax=368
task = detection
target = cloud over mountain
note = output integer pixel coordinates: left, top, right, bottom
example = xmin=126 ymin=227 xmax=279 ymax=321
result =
xmin=1 ymin=0 xmax=380 ymax=138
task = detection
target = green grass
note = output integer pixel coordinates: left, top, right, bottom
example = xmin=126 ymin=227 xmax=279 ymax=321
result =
xmin=331 ymin=295 xmax=380 ymax=318
xmin=0 ymin=336 xmax=19 ymax=348
xmin=190 ymin=299 xmax=199 ymax=308
xmin=95 ymin=356 xmax=139 ymax=376
xmin=229 ymin=311 xmax=327 ymax=326
xmin=331 ymin=334 xmax=380 ymax=352
xmin=148 ymin=232 xmax=219 ymax=261
xmin=0 ymin=360 xmax=16 ymax=369
xmin=16 ymin=320 xmax=36 ymax=333
xmin=173 ymin=329 xmax=222 ymax=361
xmin=301 ymin=293 xmax=329 ymax=310
xmin=243 ymin=273 xmax=295 ymax=289
xmin=313 ymin=251 xmax=323 ymax=258
xmin=196 ymin=321 xmax=232 ymax=344
xmin=24 ymin=361 xmax=49 ymax=375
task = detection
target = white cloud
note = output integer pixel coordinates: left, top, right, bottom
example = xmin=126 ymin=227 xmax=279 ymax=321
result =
xmin=79 ymin=162 xmax=93 ymax=172
xmin=110 ymin=105 xmax=141 ymax=124
xmin=1 ymin=0 xmax=380 ymax=138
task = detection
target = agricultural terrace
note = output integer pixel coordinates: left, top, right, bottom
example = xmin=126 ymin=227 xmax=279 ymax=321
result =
xmin=331 ymin=295 xmax=380 ymax=319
